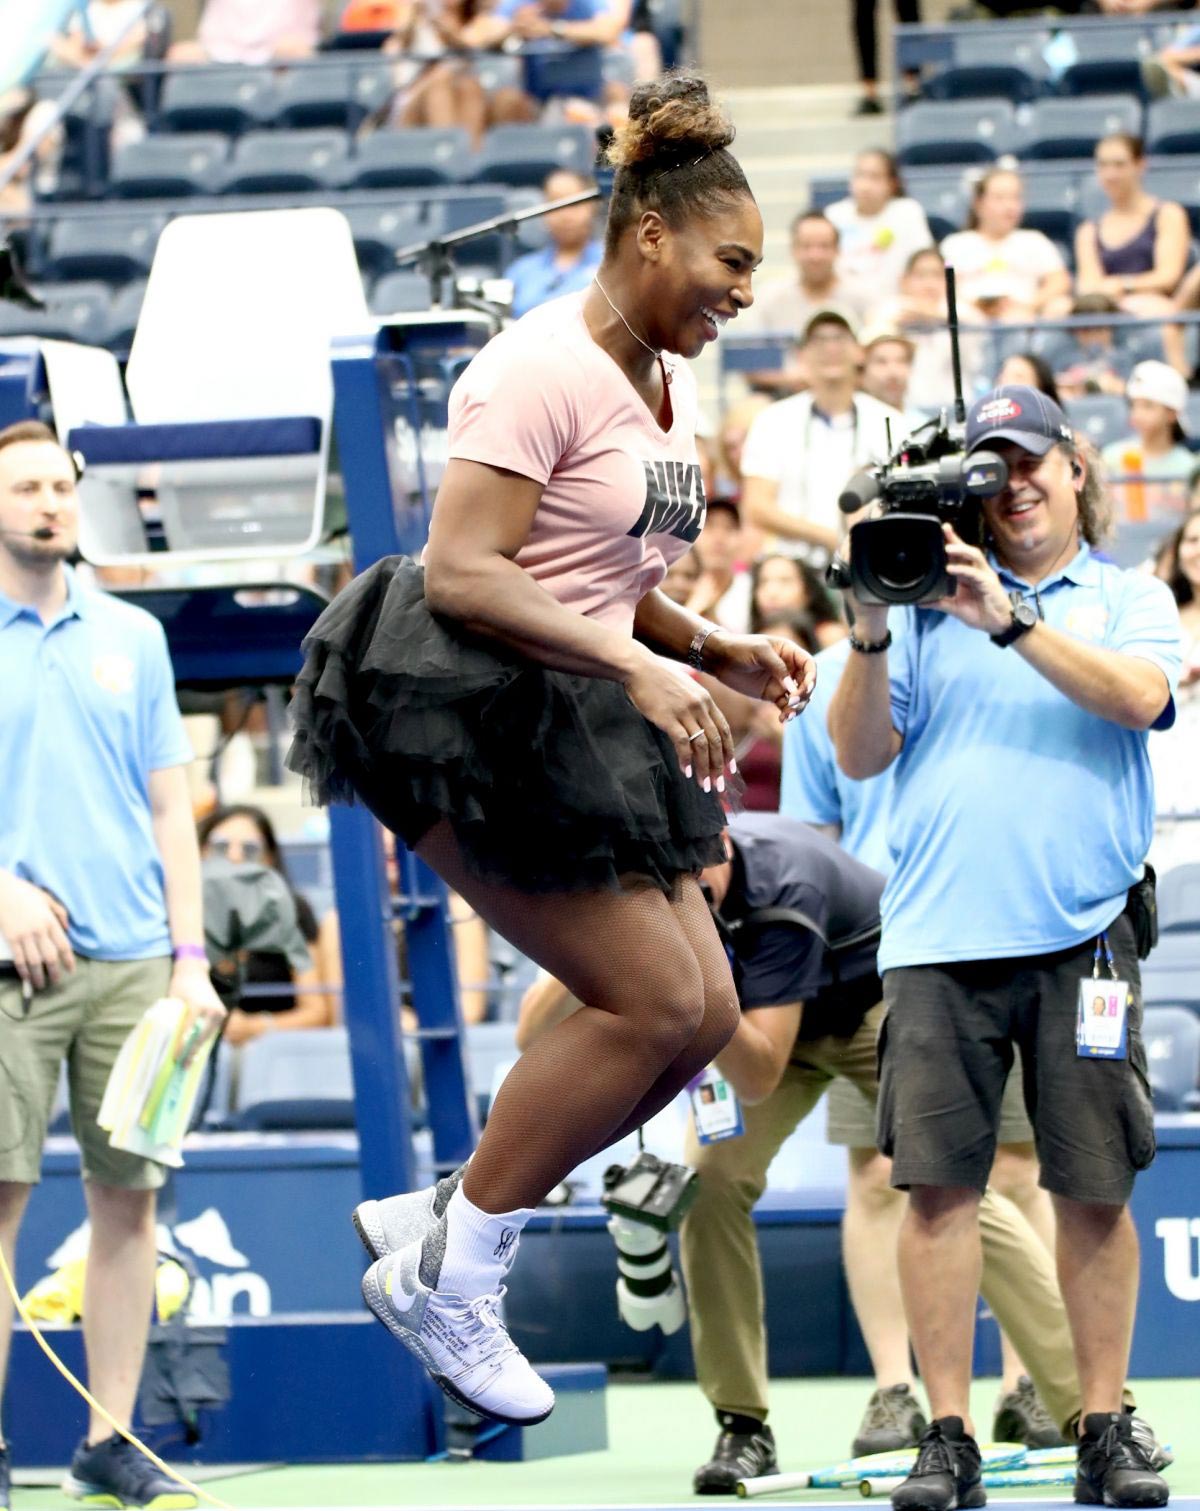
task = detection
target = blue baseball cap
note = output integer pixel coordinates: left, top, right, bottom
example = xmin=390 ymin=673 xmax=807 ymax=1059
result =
xmin=965 ymin=384 xmax=1073 ymax=458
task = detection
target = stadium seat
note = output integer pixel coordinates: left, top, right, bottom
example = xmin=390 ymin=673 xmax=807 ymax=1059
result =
xmin=521 ymin=43 xmax=605 ymax=105
xmin=272 ymin=60 xmax=392 ymax=130
xmin=923 ymin=31 xmax=1047 ymax=103
xmin=349 ymin=127 xmax=472 ymax=189
xmin=218 ymin=129 xmax=352 ymax=195
xmin=1108 ymin=516 xmax=1170 ymax=570
xmin=1065 ymin=393 xmax=1127 ymax=450
xmin=43 ymin=215 xmax=164 ymax=284
xmin=66 ymin=206 xmax=368 ymax=566
xmin=1145 ymin=165 xmax=1200 ymax=236
xmin=906 ymin=172 xmax=971 ymax=240
xmin=471 ymin=51 xmax=524 ymax=94
xmin=1143 ymin=1007 xmax=1200 ymax=1110
xmin=1158 ymin=864 xmax=1200 ymax=932
xmin=103 ymin=279 xmax=148 ymax=351
xmin=473 ymin=123 xmax=597 ymax=186
xmin=429 ymin=191 xmax=511 ymax=270
xmin=370 ymin=269 xmax=433 ymax=315
xmin=109 ymin=134 xmax=229 ymax=199
xmin=807 ymin=176 xmax=847 ymax=212
xmin=1146 ymin=99 xmax=1200 ymax=157
xmin=342 ymin=201 xmax=425 ymax=276
xmin=1057 ymin=31 xmax=1152 ymax=97
xmin=37 ymin=283 xmax=113 ymax=346
xmin=896 ymin=100 xmax=1017 ymax=167
xmin=232 ymin=1026 xmax=356 ymax=1130
xmin=1020 ymin=169 xmax=1082 ymax=245
xmin=155 ymin=66 xmax=276 ymax=134
xmin=1020 ymin=95 xmax=1143 ymax=161
xmin=1186 ymin=388 xmax=1200 ymax=438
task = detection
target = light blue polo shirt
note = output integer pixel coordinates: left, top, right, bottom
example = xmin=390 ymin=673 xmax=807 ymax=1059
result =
xmin=879 ymin=544 xmax=1181 ymax=972
xmin=504 ymin=240 xmax=603 ymax=320
xmin=0 ymin=568 xmax=192 ymax=960
xmin=781 ymin=635 xmax=896 ymax=876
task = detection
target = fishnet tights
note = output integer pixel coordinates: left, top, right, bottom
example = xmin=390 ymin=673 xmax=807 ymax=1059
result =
xmin=415 ymin=820 xmax=739 ymax=1213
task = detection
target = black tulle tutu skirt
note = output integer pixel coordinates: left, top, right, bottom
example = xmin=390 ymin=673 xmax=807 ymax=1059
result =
xmin=286 ymin=557 xmax=727 ymax=894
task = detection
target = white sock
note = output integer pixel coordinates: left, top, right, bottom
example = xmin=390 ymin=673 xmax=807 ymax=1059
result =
xmin=438 ymin=1186 xmax=535 ymax=1300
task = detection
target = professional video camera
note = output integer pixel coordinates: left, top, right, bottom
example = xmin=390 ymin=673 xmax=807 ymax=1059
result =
xmin=827 ymin=269 xmax=1009 ymax=606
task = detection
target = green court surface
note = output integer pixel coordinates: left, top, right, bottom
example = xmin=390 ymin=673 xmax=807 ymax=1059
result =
xmin=12 ymin=1377 xmax=1200 ymax=1510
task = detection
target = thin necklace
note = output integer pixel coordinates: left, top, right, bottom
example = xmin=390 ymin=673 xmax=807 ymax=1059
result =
xmin=593 ymin=275 xmax=669 ymax=376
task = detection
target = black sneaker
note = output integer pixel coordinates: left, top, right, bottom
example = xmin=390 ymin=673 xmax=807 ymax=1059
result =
xmin=854 ymin=1383 xmax=929 ymax=1456
xmin=1130 ymin=1414 xmax=1172 ymax=1472
xmin=1075 ymin=1412 xmax=1169 ymax=1508
xmin=693 ymin=1420 xmax=777 ymax=1495
xmin=891 ymin=1418 xmax=985 ymax=1511
xmin=854 ymin=96 xmax=885 ymax=116
xmin=0 ymin=1442 xmax=10 ymax=1511
xmin=63 ymin=1435 xmax=197 ymax=1509
xmin=993 ymin=1375 xmax=1068 ymax=1448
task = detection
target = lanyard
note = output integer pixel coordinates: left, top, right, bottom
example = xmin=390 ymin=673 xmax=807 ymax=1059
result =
xmin=1092 ymin=932 xmax=1118 ymax=981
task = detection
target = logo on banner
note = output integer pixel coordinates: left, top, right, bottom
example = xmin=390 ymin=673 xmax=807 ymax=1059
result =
xmin=1155 ymin=1217 xmax=1200 ymax=1301
xmin=48 ymin=1206 xmax=272 ymax=1320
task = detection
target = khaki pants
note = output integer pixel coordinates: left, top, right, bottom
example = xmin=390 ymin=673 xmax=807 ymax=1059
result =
xmin=680 ymin=1004 xmax=1082 ymax=1431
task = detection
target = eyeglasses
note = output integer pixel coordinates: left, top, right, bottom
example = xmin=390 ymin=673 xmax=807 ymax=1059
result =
xmin=207 ymin=837 xmax=265 ymax=862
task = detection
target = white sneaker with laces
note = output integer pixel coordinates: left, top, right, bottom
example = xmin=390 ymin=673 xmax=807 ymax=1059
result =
xmin=352 ymin=1165 xmax=465 ymax=1262
xmin=361 ymin=1220 xmax=555 ymax=1426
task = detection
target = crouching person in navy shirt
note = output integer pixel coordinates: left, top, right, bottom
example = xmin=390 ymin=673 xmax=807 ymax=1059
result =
xmin=828 ymin=386 xmax=1182 ymax=1511
xmin=0 ymin=422 xmax=226 ymax=1511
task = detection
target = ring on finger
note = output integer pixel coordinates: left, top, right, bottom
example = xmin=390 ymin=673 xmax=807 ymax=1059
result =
xmin=687 ymin=730 xmax=707 ymax=743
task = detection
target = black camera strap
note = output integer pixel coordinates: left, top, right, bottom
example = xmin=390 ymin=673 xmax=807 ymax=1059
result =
xmin=716 ymin=907 xmax=881 ymax=989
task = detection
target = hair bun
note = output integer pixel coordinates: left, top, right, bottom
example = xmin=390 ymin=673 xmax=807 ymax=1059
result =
xmin=606 ymin=72 xmax=735 ymax=172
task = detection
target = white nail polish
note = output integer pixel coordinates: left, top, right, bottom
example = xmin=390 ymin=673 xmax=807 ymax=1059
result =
xmin=685 ymin=764 xmax=693 ymax=778
xmin=703 ymin=777 xmax=711 ymax=793
xmin=730 ymin=758 xmax=739 ymax=775
xmin=783 ymin=675 xmax=799 ymax=694
xmin=716 ymin=776 xmax=726 ymax=793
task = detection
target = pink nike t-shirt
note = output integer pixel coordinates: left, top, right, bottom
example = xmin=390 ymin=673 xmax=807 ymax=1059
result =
xmin=447 ymin=293 xmax=706 ymax=634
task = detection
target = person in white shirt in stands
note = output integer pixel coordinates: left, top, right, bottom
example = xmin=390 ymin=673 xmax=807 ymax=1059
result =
xmin=740 ymin=309 xmax=906 ymax=564
xmin=941 ymin=167 xmax=1072 ymax=324
xmin=741 ymin=211 xmax=872 ymax=337
xmin=827 ymin=151 xmax=933 ymax=311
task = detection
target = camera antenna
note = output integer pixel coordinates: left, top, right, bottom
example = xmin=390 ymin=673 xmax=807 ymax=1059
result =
xmin=947 ymin=264 xmax=966 ymax=427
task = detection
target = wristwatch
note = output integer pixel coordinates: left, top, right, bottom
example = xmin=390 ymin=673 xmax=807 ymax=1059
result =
xmin=990 ymin=599 xmax=1038 ymax=648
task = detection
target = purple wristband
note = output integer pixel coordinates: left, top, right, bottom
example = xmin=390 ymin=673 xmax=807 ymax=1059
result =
xmin=173 ymin=944 xmax=208 ymax=963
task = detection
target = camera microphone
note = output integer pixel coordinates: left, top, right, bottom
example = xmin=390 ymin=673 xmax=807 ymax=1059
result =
xmin=839 ymin=471 xmax=882 ymax=514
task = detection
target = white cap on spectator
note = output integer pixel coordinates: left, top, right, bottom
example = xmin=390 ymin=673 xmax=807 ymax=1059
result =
xmin=1127 ymin=361 xmax=1189 ymax=430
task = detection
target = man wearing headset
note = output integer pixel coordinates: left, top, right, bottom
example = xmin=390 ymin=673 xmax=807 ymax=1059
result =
xmin=828 ymin=386 xmax=1182 ymax=1511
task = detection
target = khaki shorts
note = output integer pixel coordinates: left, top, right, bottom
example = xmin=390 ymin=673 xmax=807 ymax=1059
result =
xmin=0 ymin=955 xmax=172 ymax=1189
xmin=825 ymin=1030 xmax=1035 ymax=1148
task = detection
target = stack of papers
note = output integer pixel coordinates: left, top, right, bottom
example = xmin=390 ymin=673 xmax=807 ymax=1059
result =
xmin=97 ymin=998 xmax=214 ymax=1168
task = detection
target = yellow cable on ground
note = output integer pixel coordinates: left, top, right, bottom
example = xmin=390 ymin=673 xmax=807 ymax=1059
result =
xmin=0 ymin=1241 xmax=233 ymax=1510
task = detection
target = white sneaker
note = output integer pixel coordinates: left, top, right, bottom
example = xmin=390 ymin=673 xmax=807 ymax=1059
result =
xmin=352 ymin=1164 xmax=465 ymax=1262
xmin=362 ymin=1219 xmax=555 ymax=1426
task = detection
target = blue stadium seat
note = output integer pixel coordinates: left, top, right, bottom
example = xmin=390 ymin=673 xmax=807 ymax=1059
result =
xmin=36 ymin=282 xmax=113 ymax=345
xmin=473 ymin=123 xmax=596 ymax=186
xmin=218 ymin=129 xmax=352 ymax=194
xmin=1065 ymin=393 xmax=1127 ymax=450
xmin=923 ymin=31 xmax=1047 ymax=103
xmin=155 ymin=66 xmax=276 ymax=134
xmin=1020 ymin=95 xmax=1143 ymax=161
xmin=1146 ymin=99 xmax=1200 ymax=156
xmin=1158 ymin=863 xmax=1200 ymax=932
xmin=350 ymin=127 xmax=472 ymax=188
xmin=370 ymin=269 xmax=434 ymax=314
xmin=1143 ymin=1007 xmax=1200 ymax=1109
xmin=109 ymin=134 xmax=229 ymax=198
xmin=43 ymin=215 xmax=164 ymax=284
xmin=1145 ymin=164 xmax=1200 ymax=236
xmin=521 ymin=43 xmax=605 ymax=104
xmin=271 ymin=60 xmax=392 ymax=129
xmin=342 ymin=201 xmax=425 ymax=275
xmin=896 ymin=100 xmax=1017 ymax=167
xmin=104 ymin=278 xmax=148 ymax=351
xmin=232 ymin=1026 xmax=356 ymax=1130
xmin=1020 ymin=169 xmax=1082 ymax=244
xmin=905 ymin=172 xmax=971 ymax=239
xmin=1107 ymin=516 xmax=1170 ymax=570
xmin=429 ymin=191 xmax=511 ymax=269
xmin=807 ymin=176 xmax=847 ymax=212
xmin=471 ymin=51 xmax=524 ymax=94
xmin=1187 ymin=388 xmax=1200 ymax=438
xmin=1057 ymin=31 xmax=1151 ymax=97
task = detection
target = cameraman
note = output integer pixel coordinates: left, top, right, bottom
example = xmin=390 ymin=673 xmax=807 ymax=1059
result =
xmin=828 ymin=385 xmax=1181 ymax=1511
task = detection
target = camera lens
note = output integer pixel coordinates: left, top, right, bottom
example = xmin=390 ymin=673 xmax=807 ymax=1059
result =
xmin=855 ymin=515 xmax=951 ymax=605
